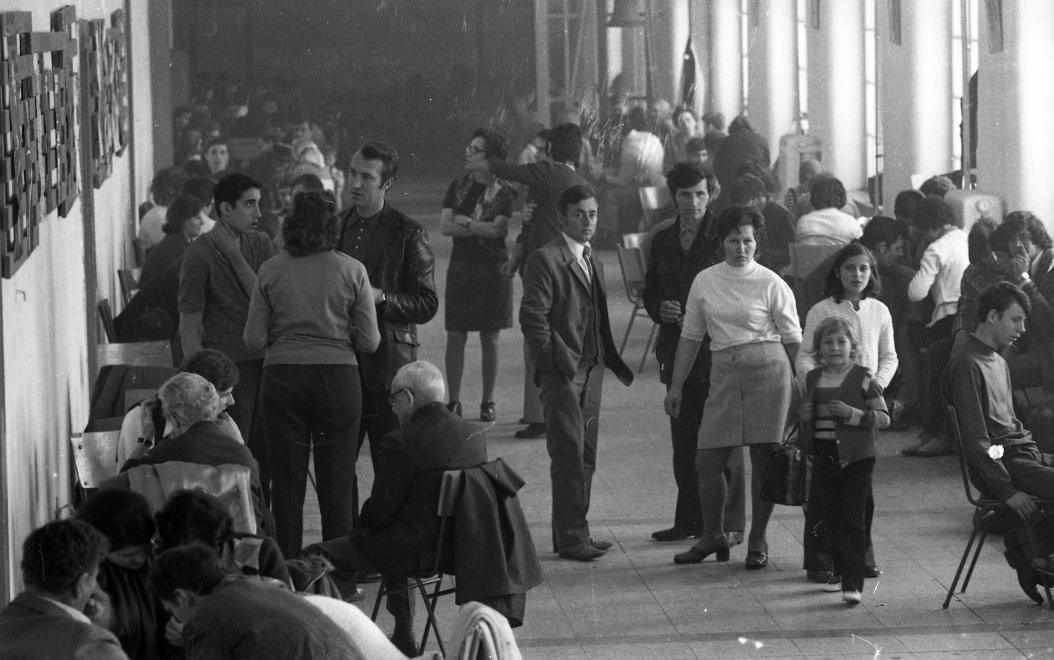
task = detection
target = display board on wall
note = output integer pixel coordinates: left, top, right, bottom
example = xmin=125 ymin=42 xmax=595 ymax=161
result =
xmin=0 ymin=7 xmax=128 ymax=278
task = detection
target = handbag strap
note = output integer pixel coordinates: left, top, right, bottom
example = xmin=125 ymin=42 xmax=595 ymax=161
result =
xmin=781 ymin=422 xmax=800 ymax=446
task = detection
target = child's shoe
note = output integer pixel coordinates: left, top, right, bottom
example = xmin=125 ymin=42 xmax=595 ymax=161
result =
xmin=842 ymin=589 xmax=862 ymax=605
xmin=822 ymin=575 xmax=842 ymax=592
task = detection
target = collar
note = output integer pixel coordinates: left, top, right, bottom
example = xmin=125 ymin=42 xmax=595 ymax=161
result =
xmin=967 ymin=332 xmax=998 ymax=355
xmin=410 ymin=401 xmax=447 ymax=422
xmin=561 ymin=233 xmax=586 ymax=260
xmin=37 ymin=593 xmax=91 ymax=624
xmin=348 ymin=205 xmax=385 ymax=227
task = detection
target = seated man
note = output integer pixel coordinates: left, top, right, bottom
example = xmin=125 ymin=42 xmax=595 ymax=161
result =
xmin=304 ymin=360 xmax=488 ymax=656
xmin=118 ymin=349 xmax=242 ymax=466
xmin=149 ymin=544 xmax=360 ymax=659
xmin=0 ymin=519 xmax=128 ymax=659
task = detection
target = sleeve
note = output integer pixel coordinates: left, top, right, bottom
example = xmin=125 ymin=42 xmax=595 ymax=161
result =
xmin=846 ymin=375 xmax=890 ymax=428
xmin=518 ymin=250 xmax=557 ymax=372
xmin=1021 ymin=277 xmax=1054 ymax=344
xmin=358 ymin=437 xmax=414 ymax=530
xmin=948 ymin=356 xmax=1018 ymax=501
xmin=908 ymin=243 xmax=941 ymax=302
xmin=770 ymin=276 xmax=803 ymax=343
xmin=349 ymin=267 xmax=381 ymax=353
xmin=796 ymin=304 xmax=822 ymax=380
xmin=442 ymin=179 xmax=458 ymax=210
xmin=242 ymin=272 xmax=270 ymax=353
xmin=680 ymin=273 xmax=709 ymax=342
xmin=382 ymin=225 xmax=438 ymax=325
xmin=489 ymin=160 xmax=543 ymax=188
xmin=74 ymin=632 xmax=129 ymax=660
xmin=182 ymin=617 xmax=227 ymax=660
xmin=642 ymin=232 xmax=668 ymax=325
xmin=874 ymin=301 xmax=899 ymax=389
xmin=178 ymin=243 xmax=209 ymax=314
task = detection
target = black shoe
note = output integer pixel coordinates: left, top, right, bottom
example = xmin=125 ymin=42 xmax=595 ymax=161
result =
xmin=745 ymin=543 xmax=769 ymax=570
xmin=674 ymin=537 xmax=731 ymax=564
xmin=446 ymin=401 xmax=462 ymax=416
xmin=480 ymin=401 xmax=496 ymax=422
xmin=864 ymin=565 xmax=882 ymax=578
xmin=652 ymin=526 xmax=692 ymax=542
xmin=808 ymin=569 xmax=835 ymax=583
xmin=389 ymin=634 xmax=418 ymax=657
xmin=355 ymin=570 xmax=382 ymax=583
xmin=558 ymin=542 xmax=606 ymax=561
xmin=589 ymin=538 xmax=613 ymax=551
xmin=514 ymin=422 xmax=546 ymax=439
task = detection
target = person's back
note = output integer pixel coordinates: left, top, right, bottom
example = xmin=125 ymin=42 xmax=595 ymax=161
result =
xmin=0 ymin=592 xmax=128 ymax=660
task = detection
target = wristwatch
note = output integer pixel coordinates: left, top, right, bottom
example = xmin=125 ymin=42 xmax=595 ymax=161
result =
xmin=1019 ymin=273 xmax=1032 ymax=285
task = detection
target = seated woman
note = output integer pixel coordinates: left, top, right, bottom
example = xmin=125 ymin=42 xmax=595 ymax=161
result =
xmin=77 ymin=489 xmax=169 ymax=660
xmin=795 ymin=175 xmax=863 ymax=246
xmin=138 ymin=193 xmax=205 ymax=288
xmin=155 ymin=489 xmax=289 ymax=587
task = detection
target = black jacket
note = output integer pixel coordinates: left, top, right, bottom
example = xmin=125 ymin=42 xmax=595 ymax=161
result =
xmin=338 ymin=203 xmax=438 ymax=390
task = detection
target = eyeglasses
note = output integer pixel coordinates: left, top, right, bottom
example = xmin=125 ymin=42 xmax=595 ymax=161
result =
xmin=465 ymin=144 xmax=485 ymax=156
xmin=388 ymin=387 xmax=413 ymax=407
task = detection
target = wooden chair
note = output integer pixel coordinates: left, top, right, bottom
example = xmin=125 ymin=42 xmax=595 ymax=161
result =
xmin=118 ymin=268 xmax=141 ymax=305
xmin=98 ymin=299 xmax=117 ymax=343
xmin=371 ymin=470 xmax=462 ymax=657
xmin=616 ymin=245 xmax=657 ymax=373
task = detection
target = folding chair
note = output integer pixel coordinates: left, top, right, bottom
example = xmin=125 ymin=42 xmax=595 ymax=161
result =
xmin=98 ymin=299 xmax=117 ymax=343
xmin=70 ymin=430 xmax=123 ymax=506
xmin=788 ymin=241 xmax=842 ymax=281
xmin=371 ymin=470 xmax=462 ymax=657
xmin=616 ymin=245 xmax=657 ymax=373
xmin=943 ymin=405 xmax=1054 ymax=609
xmin=118 ymin=268 xmax=140 ymax=305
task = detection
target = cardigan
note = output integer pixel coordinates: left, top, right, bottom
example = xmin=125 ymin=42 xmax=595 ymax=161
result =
xmin=800 ymin=365 xmax=889 ymax=464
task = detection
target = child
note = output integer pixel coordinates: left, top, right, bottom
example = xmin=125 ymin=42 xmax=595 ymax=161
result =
xmin=799 ymin=317 xmax=890 ymax=605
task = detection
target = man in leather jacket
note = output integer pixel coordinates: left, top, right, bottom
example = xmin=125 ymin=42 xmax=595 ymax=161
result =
xmin=337 ymin=140 xmax=438 ymax=521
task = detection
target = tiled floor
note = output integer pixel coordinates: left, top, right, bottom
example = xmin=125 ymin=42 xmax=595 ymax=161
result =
xmin=303 ymin=179 xmax=1054 ymax=658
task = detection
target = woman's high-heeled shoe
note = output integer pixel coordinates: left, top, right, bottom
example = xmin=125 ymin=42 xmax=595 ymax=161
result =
xmin=745 ymin=541 xmax=769 ymax=570
xmin=674 ymin=536 xmax=731 ymax=564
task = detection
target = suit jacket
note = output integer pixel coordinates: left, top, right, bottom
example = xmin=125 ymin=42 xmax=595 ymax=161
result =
xmin=0 ymin=591 xmax=128 ymax=660
xmin=520 ymin=237 xmax=633 ymax=386
xmin=642 ymin=213 xmax=720 ymax=385
xmin=352 ymin=402 xmax=488 ymax=575
xmin=337 ymin=203 xmax=438 ymax=391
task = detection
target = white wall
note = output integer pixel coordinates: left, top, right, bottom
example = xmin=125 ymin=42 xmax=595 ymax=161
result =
xmin=747 ymin=0 xmax=798 ymax=161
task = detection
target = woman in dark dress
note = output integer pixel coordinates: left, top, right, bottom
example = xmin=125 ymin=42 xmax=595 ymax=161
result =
xmin=138 ymin=193 xmax=206 ymax=287
xmin=77 ymin=489 xmax=169 ymax=660
xmin=441 ymin=128 xmax=517 ymax=422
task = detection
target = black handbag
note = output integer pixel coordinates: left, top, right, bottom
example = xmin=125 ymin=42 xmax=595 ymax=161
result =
xmin=760 ymin=424 xmax=810 ymax=506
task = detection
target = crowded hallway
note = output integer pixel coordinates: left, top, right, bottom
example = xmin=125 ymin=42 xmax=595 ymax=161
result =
xmin=6 ymin=0 xmax=1054 ymax=658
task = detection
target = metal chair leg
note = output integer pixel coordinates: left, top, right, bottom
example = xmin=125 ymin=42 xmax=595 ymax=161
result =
xmin=960 ymin=530 xmax=988 ymax=593
xmin=416 ymin=576 xmax=445 ymax=657
xmin=619 ymin=303 xmax=639 ymax=354
xmin=943 ymin=528 xmax=980 ymax=609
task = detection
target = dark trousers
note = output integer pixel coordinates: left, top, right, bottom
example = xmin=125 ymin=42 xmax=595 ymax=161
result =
xmin=231 ymin=358 xmax=266 ymax=500
xmin=806 ymin=453 xmax=875 ymax=592
xmin=911 ymin=316 xmax=954 ymax=435
xmin=261 ymin=364 xmax=362 ymax=559
xmin=540 ymin=364 xmax=604 ymax=551
xmin=306 ymin=535 xmax=412 ymax=620
xmin=1005 ymin=446 xmax=1054 ymax=499
xmin=352 ymin=387 xmax=400 ymax=525
xmin=670 ymin=381 xmax=746 ymax=533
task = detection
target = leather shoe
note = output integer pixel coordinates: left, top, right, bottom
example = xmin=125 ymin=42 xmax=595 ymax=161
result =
xmin=589 ymin=538 xmax=613 ymax=551
xmin=355 ymin=570 xmax=382 ymax=583
xmin=652 ymin=526 xmax=693 ymax=542
xmin=915 ymin=433 xmax=955 ymax=457
xmin=514 ymin=423 xmax=546 ymax=439
xmin=558 ymin=542 xmax=606 ymax=561
xmin=389 ymin=634 xmax=418 ymax=657
xmin=900 ymin=431 xmax=931 ymax=456
xmin=745 ymin=549 xmax=769 ymax=570
xmin=674 ymin=537 xmax=731 ymax=564
xmin=808 ymin=569 xmax=835 ymax=583
xmin=446 ymin=400 xmax=462 ymax=416
xmin=864 ymin=565 xmax=882 ymax=578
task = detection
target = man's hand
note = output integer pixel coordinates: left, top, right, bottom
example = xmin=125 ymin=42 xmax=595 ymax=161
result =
xmin=84 ymin=585 xmax=116 ymax=631
xmin=520 ymin=202 xmax=536 ymax=226
xmin=165 ymin=616 xmax=185 ymax=647
xmin=1009 ymin=244 xmax=1031 ymax=281
xmin=664 ymin=387 xmax=682 ymax=418
xmin=499 ymin=258 xmax=519 ymax=278
xmin=373 ymin=288 xmax=386 ymax=305
xmin=659 ymin=300 xmax=683 ymax=324
xmin=1006 ymin=491 xmax=1039 ymax=522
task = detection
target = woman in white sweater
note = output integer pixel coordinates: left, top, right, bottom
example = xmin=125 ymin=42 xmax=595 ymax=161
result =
xmin=796 ymin=241 xmax=897 ymax=584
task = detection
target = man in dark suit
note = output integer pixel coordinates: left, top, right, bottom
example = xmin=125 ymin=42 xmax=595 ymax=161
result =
xmin=304 ymin=360 xmax=487 ymax=655
xmin=642 ymin=163 xmax=746 ymax=545
xmin=520 ymin=185 xmax=634 ymax=561
xmin=0 ymin=519 xmax=129 ymax=659
xmin=337 ymin=140 xmax=439 ymax=518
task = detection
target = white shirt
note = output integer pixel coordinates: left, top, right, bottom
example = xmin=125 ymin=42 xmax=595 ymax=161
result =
xmin=561 ymin=233 xmax=591 ymax=282
xmin=610 ymin=130 xmax=665 ymax=187
xmin=796 ymin=296 xmax=898 ymax=388
xmin=795 ymin=207 xmax=863 ymax=245
xmin=908 ymin=227 xmax=968 ymax=326
xmin=682 ymin=261 xmax=802 ymax=352
xmin=136 ymin=205 xmax=167 ymax=251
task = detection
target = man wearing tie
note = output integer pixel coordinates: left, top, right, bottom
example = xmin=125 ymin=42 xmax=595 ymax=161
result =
xmin=520 ymin=185 xmax=634 ymax=561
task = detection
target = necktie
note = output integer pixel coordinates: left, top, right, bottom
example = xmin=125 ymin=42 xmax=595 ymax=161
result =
xmin=581 ymin=244 xmax=592 ymax=283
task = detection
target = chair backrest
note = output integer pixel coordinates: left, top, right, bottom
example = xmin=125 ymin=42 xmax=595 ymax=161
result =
xmin=621 ymin=232 xmax=647 ymax=249
xmin=946 ymin=405 xmax=994 ymax=508
xmin=638 ymin=186 xmax=670 ymax=230
xmin=788 ymin=242 xmax=842 ymax=281
xmin=616 ymin=245 xmax=646 ymax=304
xmin=117 ymin=268 xmax=140 ymax=306
xmin=126 ymin=461 xmax=257 ymax=534
xmin=433 ymin=470 xmax=464 ymax=575
xmin=98 ymin=298 xmax=117 ymax=343
xmin=70 ymin=430 xmax=123 ymax=490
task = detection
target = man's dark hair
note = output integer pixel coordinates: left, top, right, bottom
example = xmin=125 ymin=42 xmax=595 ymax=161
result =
xmin=163 ymin=194 xmax=206 ymax=235
xmin=702 ymin=111 xmax=725 ymax=131
xmin=728 ymin=173 xmax=766 ymax=206
xmin=685 ymin=136 xmax=707 ymax=154
xmin=181 ymin=349 xmax=240 ymax=392
xmin=736 ymin=162 xmax=779 ymax=194
xmin=728 ymin=115 xmax=754 ymax=134
xmin=893 ymin=189 xmax=924 ymax=219
xmin=149 ymin=543 xmax=227 ymax=602
xmin=712 ymin=204 xmax=765 ymax=243
xmin=472 ymin=128 xmax=509 ymax=160
xmin=558 ymin=184 xmax=596 ymax=215
xmin=21 ymin=519 xmax=109 ymax=595
xmin=182 ymin=176 xmax=216 ymax=205
xmin=357 ymin=140 xmax=400 ymax=183
xmin=911 ymin=195 xmax=955 ymax=233
xmin=627 ymin=106 xmax=648 ymax=132
xmin=182 ymin=159 xmax=211 ymax=178
xmin=665 ymin=162 xmax=717 ymax=199
xmin=823 ymin=242 xmax=881 ymax=301
xmin=969 ymin=217 xmax=999 ymax=264
xmin=284 ymin=190 xmax=339 ymax=256
xmin=809 ymin=175 xmax=847 ymax=210
xmin=77 ymin=489 xmax=155 ymax=550
xmin=547 ymin=123 xmax=582 ymax=166
xmin=919 ymin=175 xmax=954 ymax=198
xmin=290 ymin=173 xmax=325 ymax=192
xmin=213 ymin=173 xmax=262 ymax=215
xmin=150 ymin=167 xmax=188 ymax=206
xmin=860 ymin=215 xmax=906 ymax=252
xmin=155 ymin=489 xmax=234 ymax=552
xmin=1002 ymin=210 xmax=1054 ymax=250
xmin=205 ymin=136 xmax=228 ymax=151
xmin=976 ymin=282 xmax=1031 ymax=323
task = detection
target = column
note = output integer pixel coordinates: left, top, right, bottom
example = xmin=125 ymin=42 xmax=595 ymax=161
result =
xmin=707 ymin=0 xmax=742 ymax=121
xmin=746 ymin=0 xmax=798 ymax=160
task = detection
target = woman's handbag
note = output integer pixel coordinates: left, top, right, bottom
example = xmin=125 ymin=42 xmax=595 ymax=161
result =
xmin=760 ymin=424 xmax=810 ymax=506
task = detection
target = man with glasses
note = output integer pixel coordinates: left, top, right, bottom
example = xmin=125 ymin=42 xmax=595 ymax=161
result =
xmin=520 ymin=185 xmax=633 ymax=561
xmin=302 ymin=360 xmax=486 ymax=656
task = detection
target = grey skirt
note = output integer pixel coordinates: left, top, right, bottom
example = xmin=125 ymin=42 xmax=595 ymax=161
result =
xmin=698 ymin=342 xmax=793 ymax=449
